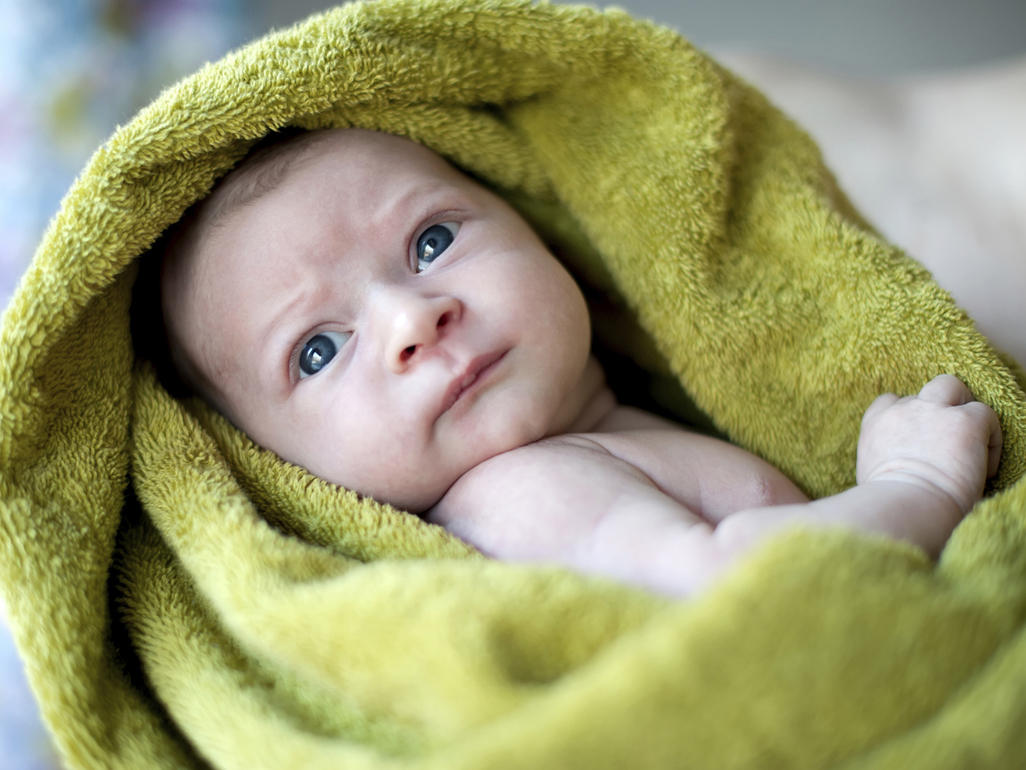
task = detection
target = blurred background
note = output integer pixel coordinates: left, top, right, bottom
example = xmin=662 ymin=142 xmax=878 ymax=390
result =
xmin=1 ymin=1 xmax=1024 ymax=767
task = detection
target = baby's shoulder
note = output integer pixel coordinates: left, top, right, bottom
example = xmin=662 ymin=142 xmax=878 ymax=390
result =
xmin=428 ymin=428 xmax=656 ymax=513
xmin=425 ymin=429 xmax=674 ymax=552
xmin=442 ymin=406 xmax=709 ymax=504
xmin=456 ymin=430 xmax=649 ymax=487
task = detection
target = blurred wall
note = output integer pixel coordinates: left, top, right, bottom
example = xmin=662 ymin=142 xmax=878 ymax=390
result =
xmin=258 ymin=0 xmax=1026 ymax=75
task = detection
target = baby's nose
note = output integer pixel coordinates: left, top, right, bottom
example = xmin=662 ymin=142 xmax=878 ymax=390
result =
xmin=381 ymin=291 xmax=461 ymax=372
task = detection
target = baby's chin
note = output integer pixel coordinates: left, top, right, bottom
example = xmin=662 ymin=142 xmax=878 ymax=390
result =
xmin=360 ymin=447 xmax=516 ymax=514
xmin=342 ymin=394 xmax=572 ymax=513
xmin=338 ymin=464 xmax=465 ymax=515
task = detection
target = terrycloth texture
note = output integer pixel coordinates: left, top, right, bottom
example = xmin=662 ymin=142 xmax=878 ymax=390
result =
xmin=3 ymin=0 xmax=1026 ymax=766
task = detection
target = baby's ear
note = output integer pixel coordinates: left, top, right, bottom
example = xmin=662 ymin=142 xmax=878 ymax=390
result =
xmin=130 ymin=239 xmax=192 ymax=400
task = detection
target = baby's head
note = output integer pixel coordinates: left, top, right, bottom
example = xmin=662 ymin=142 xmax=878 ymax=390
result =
xmin=159 ymin=128 xmax=595 ymax=511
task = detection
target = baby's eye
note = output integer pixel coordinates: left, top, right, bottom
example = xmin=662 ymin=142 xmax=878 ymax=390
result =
xmin=415 ymin=222 xmax=459 ymax=272
xmin=298 ymin=331 xmax=350 ymax=379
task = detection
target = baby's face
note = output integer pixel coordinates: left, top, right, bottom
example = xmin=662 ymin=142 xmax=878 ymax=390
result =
xmin=163 ymin=129 xmax=593 ymax=511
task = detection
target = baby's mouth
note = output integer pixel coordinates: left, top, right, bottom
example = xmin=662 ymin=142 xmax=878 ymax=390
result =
xmin=438 ymin=349 xmax=508 ymax=417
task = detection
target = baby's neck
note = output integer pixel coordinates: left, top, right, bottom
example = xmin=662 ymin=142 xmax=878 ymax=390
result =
xmin=558 ymin=356 xmax=619 ymax=434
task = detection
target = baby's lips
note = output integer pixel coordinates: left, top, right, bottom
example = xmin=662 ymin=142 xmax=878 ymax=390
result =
xmin=435 ymin=349 xmax=508 ymax=420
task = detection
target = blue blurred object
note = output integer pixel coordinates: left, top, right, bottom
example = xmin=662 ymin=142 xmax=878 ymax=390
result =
xmin=1 ymin=597 xmax=60 ymax=770
xmin=0 ymin=2 xmax=255 ymax=765
xmin=0 ymin=0 xmax=256 ymax=308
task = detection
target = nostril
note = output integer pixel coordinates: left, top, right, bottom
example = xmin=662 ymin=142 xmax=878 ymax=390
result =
xmin=399 ymin=345 xmax=417 ymax=363
xmin=437 ymin=311 xmax=451 ymax=329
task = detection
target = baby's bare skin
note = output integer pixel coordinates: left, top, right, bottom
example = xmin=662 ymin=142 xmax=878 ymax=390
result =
xmin=430 ymin=373 xmax=1000 ymax=596
xmin=160 ymin=128 xmax=1003 ymax=598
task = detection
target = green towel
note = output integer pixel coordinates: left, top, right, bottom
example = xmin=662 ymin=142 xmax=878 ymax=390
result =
xmin=3 ymin=1 xmax=1026 ymax=767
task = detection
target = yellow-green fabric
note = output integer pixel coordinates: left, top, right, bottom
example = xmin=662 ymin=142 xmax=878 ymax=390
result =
xmin=3 ymin=1 xmax=1026 ymax=767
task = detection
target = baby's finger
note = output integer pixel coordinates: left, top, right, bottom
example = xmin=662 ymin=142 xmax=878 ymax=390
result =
xmin=918 ymin=374 xmax=973 ymax=405
xmin=962 ymin=400 xmax=1003 ymax=477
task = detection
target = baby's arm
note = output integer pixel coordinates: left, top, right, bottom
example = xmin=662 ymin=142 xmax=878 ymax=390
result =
xmin=714 ymin=374 xmax=1002 ymax=559
xmin=429 ymin=375 xmax=1000 ymax=596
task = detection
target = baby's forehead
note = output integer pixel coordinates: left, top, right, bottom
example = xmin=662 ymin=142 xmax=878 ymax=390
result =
xmin=205 ymin=128 xmax=469 ymax=231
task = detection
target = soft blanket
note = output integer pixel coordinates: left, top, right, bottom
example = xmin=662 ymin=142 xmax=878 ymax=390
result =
xmin=3 ymin=1 xmax=1026 ymax=767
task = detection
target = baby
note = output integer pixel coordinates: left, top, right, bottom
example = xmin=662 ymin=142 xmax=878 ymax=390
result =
xmin=153 ymin=128 xmax=1002 ymax=596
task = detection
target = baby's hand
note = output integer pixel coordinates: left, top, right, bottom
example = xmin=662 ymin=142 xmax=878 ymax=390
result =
xmin=857 ymin=374 xmax=1002 ymax=514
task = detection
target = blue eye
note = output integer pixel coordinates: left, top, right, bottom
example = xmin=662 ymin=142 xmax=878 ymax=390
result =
xmin=415 ymin=222 xmax=459 ymax=272
xmin=298 ymin=331 xmax=350 ymax=379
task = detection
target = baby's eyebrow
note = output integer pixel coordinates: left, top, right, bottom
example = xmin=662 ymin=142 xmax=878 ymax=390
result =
xmin=264 ymin=289 xmax=310 ymax=344
xmin=261 ymin=279 xmax=340 ymax=387
xmin=376 ymin=182 xmax=442 ymax=231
